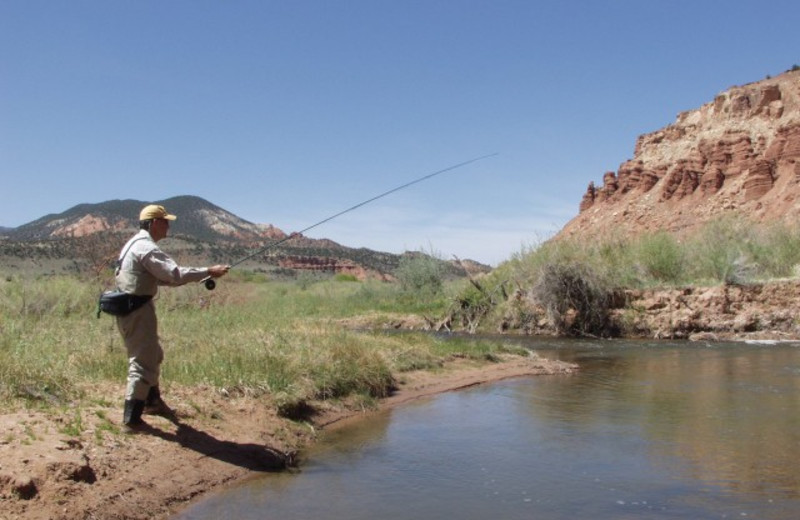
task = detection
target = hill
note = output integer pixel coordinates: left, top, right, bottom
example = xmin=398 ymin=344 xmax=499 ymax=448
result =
xmin=6 ymin=196 xmax=283 ymax=243
xmin=560 ymin=68 xmax=800 ymax=239
xmin=0 ymin=196 xmax=489 ymax=280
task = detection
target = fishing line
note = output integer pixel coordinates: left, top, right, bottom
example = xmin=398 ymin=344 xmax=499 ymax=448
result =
xmin=202 ymin=152 xmax=498 ymax=289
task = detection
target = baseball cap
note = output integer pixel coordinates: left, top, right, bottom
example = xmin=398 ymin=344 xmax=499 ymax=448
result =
xmin=139 ymin=204 xmax=177 ymax=221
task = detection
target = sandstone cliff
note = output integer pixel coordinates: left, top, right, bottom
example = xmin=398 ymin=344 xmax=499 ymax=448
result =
xmin=561 ymin=69 xmax=800 ymax=238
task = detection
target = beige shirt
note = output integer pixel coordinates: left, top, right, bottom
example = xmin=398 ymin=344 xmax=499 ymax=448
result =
xmin=115 ymin=230 xmax=209 ymax=296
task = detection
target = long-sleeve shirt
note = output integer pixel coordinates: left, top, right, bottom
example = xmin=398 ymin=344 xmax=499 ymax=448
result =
xmin=115 ymin=230 xmax=209 ymax=296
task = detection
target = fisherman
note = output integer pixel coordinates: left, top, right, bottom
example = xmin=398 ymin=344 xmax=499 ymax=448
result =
xmin=115 ymin=204 xmax=229 ymax=429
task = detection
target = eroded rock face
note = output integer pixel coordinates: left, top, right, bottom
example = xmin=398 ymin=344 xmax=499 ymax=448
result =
xmin=562 ymin=69 xmax=800 ymax=238
xmin=50 ymin=214 xmax=129 ymax=237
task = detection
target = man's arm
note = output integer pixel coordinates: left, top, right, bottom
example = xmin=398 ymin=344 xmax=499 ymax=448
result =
xmin=143 ymin=250 xmax=227 ymax=286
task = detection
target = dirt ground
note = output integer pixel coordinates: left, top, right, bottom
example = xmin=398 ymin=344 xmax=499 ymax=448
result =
xmin=0 ymin=355 xmax=575 ymax=520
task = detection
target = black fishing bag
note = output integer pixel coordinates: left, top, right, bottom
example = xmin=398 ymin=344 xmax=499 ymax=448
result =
xmin=97 ymin=291 xmax=152 ymax=318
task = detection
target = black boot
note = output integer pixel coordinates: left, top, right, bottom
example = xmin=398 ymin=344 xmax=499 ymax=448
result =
xmin=123 ymin=399 xmax=147 ymax=429
xmin=145 ymin=386 xmax=160 ymax=407
xmin=144 ymin=386 xmax=175 ymax=418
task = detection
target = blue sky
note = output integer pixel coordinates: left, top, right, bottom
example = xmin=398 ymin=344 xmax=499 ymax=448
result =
xmin=2 ymin=1 xmax=799 ymax=265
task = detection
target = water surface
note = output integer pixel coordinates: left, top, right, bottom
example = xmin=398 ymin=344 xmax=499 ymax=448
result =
xmin=176 ymin=339 xmax=800 ymax=519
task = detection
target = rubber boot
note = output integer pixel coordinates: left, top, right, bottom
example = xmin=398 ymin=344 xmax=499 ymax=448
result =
xmin=123 ymin=399 xmax=147 ymax=431
xmin=144 ymin=386 xmax=174 ymax=418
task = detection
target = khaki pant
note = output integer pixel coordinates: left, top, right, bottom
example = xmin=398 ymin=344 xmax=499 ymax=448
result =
xmin=115 ymin=300 xmax=163 ymax=401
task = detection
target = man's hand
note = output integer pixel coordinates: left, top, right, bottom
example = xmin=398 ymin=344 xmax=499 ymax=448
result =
xmin=207 ymin=265 xmax=231 ymax=278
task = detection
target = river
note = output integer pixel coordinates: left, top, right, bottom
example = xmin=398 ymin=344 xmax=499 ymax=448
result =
xmin=175 ymin=338 xmax=800 ymax=519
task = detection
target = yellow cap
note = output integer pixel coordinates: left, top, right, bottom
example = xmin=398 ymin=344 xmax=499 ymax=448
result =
xmin=139 ymin=204 xmax=177 ymax=221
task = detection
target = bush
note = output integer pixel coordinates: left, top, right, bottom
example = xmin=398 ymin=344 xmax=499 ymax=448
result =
xmin=451 ymin=280 xmax=499 ymax=333
xmin=532 ymin=260 xmax=614 ymax=336
xmin=394 ymin=251 xmax=444 ymax=296
xmin=744 ymin=222 xmax=800 ymax=278
xmin=634 ymin=231 xmax=685 ymax=284
xmin=685 ymin=216 xmax=752 ymax=284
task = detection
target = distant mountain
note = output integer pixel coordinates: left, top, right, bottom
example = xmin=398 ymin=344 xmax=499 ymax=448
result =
xmin=0 ymin=195 xmax=490 ymax=280
xmin=7 ymin=195 xmax=283 ymax=243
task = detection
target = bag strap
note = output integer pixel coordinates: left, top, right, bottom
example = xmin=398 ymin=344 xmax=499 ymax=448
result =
xmin=115 ymin=235 xmax=149 ymax=275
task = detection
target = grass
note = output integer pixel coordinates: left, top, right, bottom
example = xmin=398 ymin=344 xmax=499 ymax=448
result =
xmin=451 ymin=215 xmax=800 ymax=336
xmin=499 ymin=215 xmax=800 ymax=291
xmin=0 ymin=273 xmax=525 ymax=413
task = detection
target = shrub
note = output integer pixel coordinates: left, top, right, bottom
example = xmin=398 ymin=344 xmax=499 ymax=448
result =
xmin=744 ymin=222 xmax=800 ymax=278
xmin=685 ymin=216 xmax=751 ymax=284
xmin=451 ymin=280 xmax=499 ymax=333
xmin=634 ymin=231 xmax=685 ymax=284
xmin=394 ymin=251 xmax=444 ymax=296
xmin=532 ymin=260 xmax=614 ymax=336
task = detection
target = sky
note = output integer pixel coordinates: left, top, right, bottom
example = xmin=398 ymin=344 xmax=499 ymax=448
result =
xmin=2 ymin=1 xmax=799 ymax=265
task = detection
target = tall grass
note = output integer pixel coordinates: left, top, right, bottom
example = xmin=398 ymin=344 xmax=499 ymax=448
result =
xmin=682 ymin=215 xmax=752 ymax=284
xmin=508 ymin=216 xmax=800 ymax=290
xmin=0 ymin=274 xmax=523 ymax=411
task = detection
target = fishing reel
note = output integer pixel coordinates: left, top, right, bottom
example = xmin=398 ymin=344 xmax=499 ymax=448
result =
xmin=204 ymin=278 xmax=216 ymax=291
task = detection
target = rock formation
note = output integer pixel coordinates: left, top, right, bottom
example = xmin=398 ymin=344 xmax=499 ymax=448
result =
xmin=561 ymin=69 xmax=800 ymax=238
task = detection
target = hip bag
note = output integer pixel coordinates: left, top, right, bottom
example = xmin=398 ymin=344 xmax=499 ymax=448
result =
xmin=96 ymin=236 xmax=151 ymax=318
xmin=97 ymin=291 xmax=152 ymax=318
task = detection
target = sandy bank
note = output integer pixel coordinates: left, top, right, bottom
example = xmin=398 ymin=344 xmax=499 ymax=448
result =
xmin=0 ymin=354 xmax=575 ymax=520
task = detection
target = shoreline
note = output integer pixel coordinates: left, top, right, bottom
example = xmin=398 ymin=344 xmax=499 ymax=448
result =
xmin=0 ymin=354 xmax=575 ymax=520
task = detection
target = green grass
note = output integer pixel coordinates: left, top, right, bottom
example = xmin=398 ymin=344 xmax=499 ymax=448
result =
xmin=504 ymin=215 xmax=800 ymax=290
xmin=0 ymin=273 xmax=523 ymax=412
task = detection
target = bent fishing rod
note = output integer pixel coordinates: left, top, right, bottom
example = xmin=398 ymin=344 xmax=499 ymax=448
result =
xmin=201 ymin=152 xmax=498 ymax=290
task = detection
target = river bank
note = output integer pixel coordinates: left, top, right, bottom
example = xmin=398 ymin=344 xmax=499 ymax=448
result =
xmin=613 ymin=279 xmax=800 ymax=341
xmin=475 ymin=279 xmax=800 ymax=341
xmin=0 ymin=354 xmax=575 ymax=520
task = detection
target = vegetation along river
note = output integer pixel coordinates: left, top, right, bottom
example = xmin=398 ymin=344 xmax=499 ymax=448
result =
xmin=176 ymin=338 xmax=800 ymax=519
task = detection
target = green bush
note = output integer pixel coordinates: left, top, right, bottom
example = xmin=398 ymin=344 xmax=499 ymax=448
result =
xmin=744 ymin=222 xmax=800 ymax=278
xmin=684 ymin=216 xmax=751 ymax=284
xmin=394 ymin=251 xmax=445 ymax=296
xmin=634 ymin=231 xmax=685 ymax=284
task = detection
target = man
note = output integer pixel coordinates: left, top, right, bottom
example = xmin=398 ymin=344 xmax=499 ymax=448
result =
xmin=115 ymin=204 xmax=229 ymax=429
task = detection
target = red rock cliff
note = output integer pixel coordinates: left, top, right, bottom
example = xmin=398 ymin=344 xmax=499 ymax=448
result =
xmin=561 ymin=69 xmax=800 ymax=238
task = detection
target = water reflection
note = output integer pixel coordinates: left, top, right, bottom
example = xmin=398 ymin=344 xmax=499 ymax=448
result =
xmin=176 ymin=340 xmax=800 ymax=520
xmin=527 ymin=341 xmax=800 ymax=500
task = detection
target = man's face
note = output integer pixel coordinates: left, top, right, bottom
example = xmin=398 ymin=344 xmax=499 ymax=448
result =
xmin=150 ymin=218 xmax=170 ymax=242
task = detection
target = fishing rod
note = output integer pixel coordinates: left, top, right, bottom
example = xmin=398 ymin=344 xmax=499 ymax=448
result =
xmin=201 ymin=152 xmax=499 ymax=290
